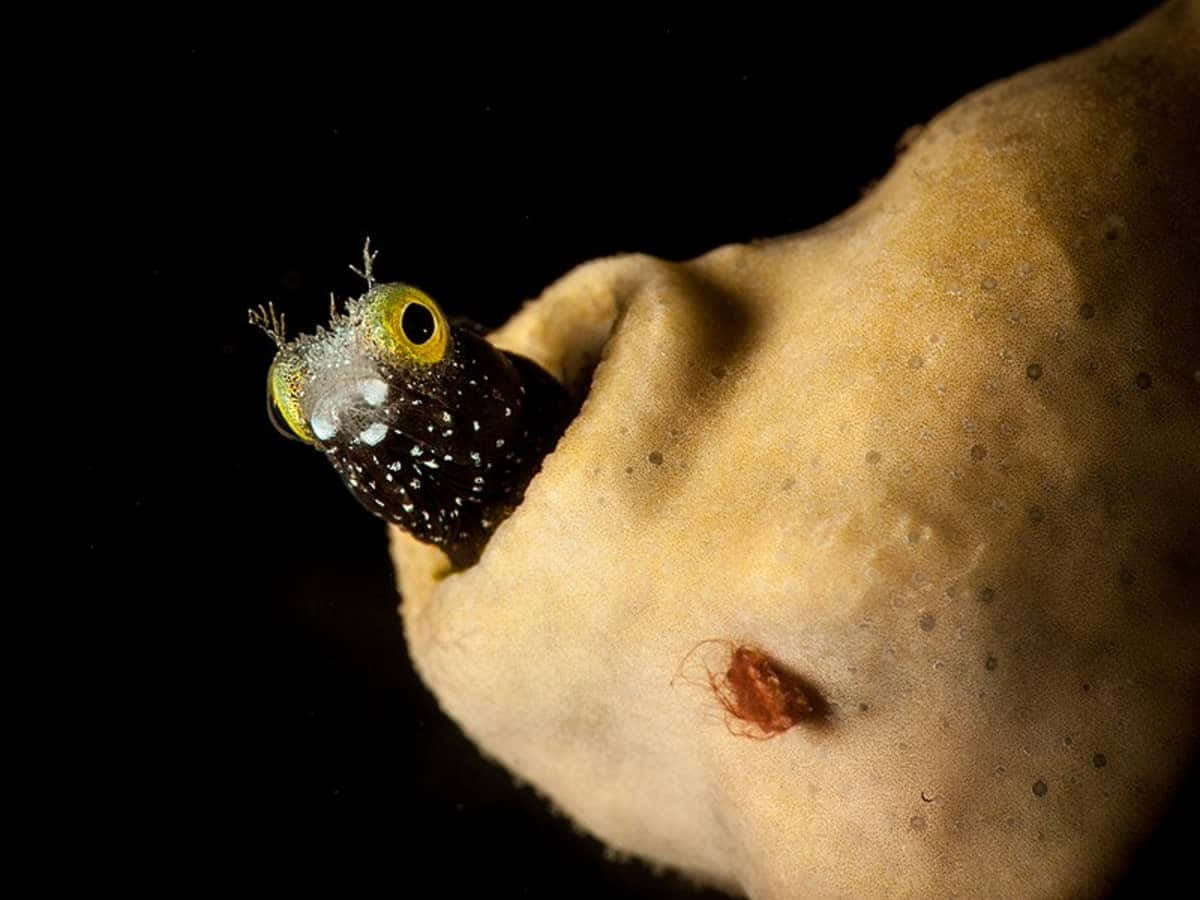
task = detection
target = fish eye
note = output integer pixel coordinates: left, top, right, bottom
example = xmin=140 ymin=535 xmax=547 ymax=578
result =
xmin=267 ymin=356 xmax=315 ymax=444
xmin=369 ymin=285 xmax=449 ymax=365
xmin=401 ymin=302 xmax=436 ymax=345
xmin=266 ymin=383 xmax=308 ymax=443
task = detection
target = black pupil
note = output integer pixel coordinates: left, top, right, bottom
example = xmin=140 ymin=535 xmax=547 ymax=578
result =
xmin=402 ymin=303 xmax=436 ymax=344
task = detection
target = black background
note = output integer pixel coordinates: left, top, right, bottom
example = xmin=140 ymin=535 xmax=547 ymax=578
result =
xmin=88 ymin=4 xmax=1196 ymax=895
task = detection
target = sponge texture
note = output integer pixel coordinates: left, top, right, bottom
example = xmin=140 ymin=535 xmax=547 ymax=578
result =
xmin=393 ymin=4 xmax=1200 ymax=896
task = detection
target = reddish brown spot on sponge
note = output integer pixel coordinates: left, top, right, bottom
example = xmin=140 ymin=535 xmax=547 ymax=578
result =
xmin=724 ymin=646 xmax=813 ymax=735
xmin=674 ymin=640 xmax=822 ymax=739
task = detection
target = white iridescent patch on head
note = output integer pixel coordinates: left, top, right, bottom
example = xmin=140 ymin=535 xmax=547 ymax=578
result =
xmin=311 ymin=409 xmax=337 ymax=441
xmin=360 ymin=422 xmax=388 ymax=446
xmin=360 ymin=378 xmax=388 ymax=407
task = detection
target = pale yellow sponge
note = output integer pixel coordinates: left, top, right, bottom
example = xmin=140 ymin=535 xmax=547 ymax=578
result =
xmin=391 ymin=3 xmax=1200 ymax=896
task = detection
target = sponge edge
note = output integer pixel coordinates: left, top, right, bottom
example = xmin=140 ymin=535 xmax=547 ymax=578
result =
xmin=393 ymin=3 xmax=1200 ymax=897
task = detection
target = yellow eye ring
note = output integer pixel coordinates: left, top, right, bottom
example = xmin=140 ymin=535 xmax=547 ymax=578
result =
xmin=268 ymin=355 xmax=315 ymax=444
xmin=369 ymin=285 xmax=449 ymax=366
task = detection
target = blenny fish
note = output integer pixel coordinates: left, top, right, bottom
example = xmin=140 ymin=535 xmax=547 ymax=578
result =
xmin=251 ymin=242 xmax=577 ymax=568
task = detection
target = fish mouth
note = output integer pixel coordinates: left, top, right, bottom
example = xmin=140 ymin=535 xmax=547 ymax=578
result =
xmin=304 ymin=369 xmax=395 ymax=447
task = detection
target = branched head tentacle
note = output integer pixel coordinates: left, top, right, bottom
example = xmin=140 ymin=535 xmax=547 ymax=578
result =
xmin=349 ymin=236 xmax=379 ymax=288
xmin=248 ymin=301 xmax=287 ymax=347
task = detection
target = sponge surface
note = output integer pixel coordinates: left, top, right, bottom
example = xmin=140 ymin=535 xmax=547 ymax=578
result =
xmin=393 ymin=4 xmax=1200 ymax=896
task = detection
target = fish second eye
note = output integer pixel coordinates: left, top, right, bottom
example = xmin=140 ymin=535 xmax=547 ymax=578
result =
xmin=267 ymin=357 xmax=315 ymax=444
xmin=266 ymin=387 xmax=307 ymax=442
xmin=402 ymin=302 xmax=436 ymax=345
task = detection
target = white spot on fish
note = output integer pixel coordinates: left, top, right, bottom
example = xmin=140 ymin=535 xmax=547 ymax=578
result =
xmin=360 ymin=422 xmax=388 ymax=446
xmin=422 ymin=460 xmax=440 ymax=469
xmin=495 ymin=439 xmax=505 ymax=448
xmin=410 ymin=445 xmax=423 ymax=457
xmin=311 ymin=410 xmax=337 ymax=441
xmin=442 ymin=412 xmax=452 ymax=423
xmin=473 ymin=420 xmax=480 ymax=431
xmin=360 ymin=378 xmax=388 ymax=407
xmin=470 ymin=452 xmax=482 ymax=466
